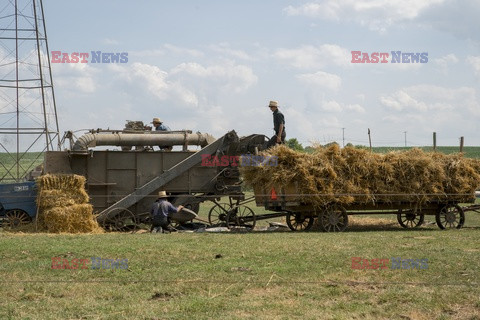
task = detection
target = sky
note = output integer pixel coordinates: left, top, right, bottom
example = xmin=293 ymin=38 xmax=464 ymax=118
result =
xmin=3 ymin=0 xmax=480 ymax=149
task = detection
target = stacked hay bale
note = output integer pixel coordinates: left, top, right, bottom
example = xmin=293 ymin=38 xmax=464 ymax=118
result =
xmin=36 ymin=174 xmax=103 ymax=233
xmin=242 ymin=145 xmax=480 ymax=207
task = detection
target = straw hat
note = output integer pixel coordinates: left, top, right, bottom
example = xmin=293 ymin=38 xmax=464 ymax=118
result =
xmin=151 ymin=117 xmax=162 ymax=124
xmin=268 ymin=100 xmax=278 ymax=108
xmin=158 ymin=190 xmax=168 ymax=198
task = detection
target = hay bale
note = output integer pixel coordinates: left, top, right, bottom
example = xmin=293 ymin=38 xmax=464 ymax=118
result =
xmin=241 ymin=145 xmax=480 ymax=207
xmin=41 ymin=204 xmax=103 ymax=234
xmin=35 ymin=174 xmax=103 ymax=233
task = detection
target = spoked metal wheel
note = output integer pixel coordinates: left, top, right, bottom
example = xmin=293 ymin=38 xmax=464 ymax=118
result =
xmin=4 ymin=209 xmax=32 ymax=229
xmin=103 ymin=208 xmax=138 ymax=232
xmin=397 ymin=208 xmax=424 ymax=228
xmin=436 ymin=204 xmax=465 ymax=229
xmin=286 ymin=212 xmax=314 ymax=231
xmin=208 ymin=203 xmax=231 ymax=226
xmin=318 ymin=204 xmax=348 ymax=232
xmin=226 ymin=205 xmax=256 ymax=230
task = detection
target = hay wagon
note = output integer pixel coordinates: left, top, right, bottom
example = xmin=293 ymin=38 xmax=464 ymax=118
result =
xmin=208 ymin=182 xmax=478 ymax=232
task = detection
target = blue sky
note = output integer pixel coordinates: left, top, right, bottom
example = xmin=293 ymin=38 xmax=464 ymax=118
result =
xmin=14 ymin=0 xmax=480 ymax=147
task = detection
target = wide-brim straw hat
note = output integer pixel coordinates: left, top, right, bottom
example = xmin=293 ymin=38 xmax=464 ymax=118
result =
xmin=151 ymin=117 xmax=162 ymax=124
xmin=268 ymin=100 xmax=278 ymax=108
xmin=158 ymin=190 xmax=168 ymax=198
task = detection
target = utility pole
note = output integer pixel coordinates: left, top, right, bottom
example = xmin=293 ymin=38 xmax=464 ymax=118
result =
xmin=404 ymin=131 xmax=407 ymax=147
xmin=368 ymin=128 xmax=372 ymax=151
xmin=342 ymin=128 xmax=345 ymax=147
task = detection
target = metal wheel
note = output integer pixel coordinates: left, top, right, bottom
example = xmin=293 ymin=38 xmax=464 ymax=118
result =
xmin=286 ymin=212 xmax=314 ymax=231
xmin=103 ymin=208 xmax=138 ymax=232
xmin=436 ymin=204 xmax=465 ymax=229
xmin=226 ymin=205 xmax=256 ymax=230
xmin=397 ymin=208 xmax=424 ymax=228
xmin=318 ymin=204 xmax=348 ymax=232
xmin=4 ymin=209 xmax=32 ymax=229
xmin=208 ymin=203 xmax=231 ymax=226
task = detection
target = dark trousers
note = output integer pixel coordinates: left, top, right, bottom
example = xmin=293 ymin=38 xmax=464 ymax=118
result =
xmin=266 ymin=131 xmax=286 ymax=148
xmin=151 ymin=215 xmax=169 ymax=231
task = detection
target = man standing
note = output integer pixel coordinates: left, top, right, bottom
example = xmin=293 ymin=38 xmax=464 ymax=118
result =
xmin=267 ymin=100 xmax=286 ymax=148
xmin=151 ymin=191 xmax=184 ymax=233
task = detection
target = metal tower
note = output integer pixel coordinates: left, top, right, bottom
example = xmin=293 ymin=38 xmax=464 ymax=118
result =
xmin=0 ymin=0 xmax=60 ymax=183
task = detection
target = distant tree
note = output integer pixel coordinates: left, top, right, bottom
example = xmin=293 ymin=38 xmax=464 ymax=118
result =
xmin=286 ymin=138 xmax=304 ymax=151
xmin=324 ymin=141 xmax=339 ymax=148
xmin=304 ymin=146 xmax=315 ymax=154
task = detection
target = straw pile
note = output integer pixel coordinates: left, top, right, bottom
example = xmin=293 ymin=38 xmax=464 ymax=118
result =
xmin=242 ymin=145 xmax=480 ymax=206
xmin=36 ymin=174 xmax=103 ymax=233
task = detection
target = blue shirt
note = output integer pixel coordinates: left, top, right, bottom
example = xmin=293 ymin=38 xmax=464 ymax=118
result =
xmin=156 ymin=124 xmax=171 ymax=131
xmin=151 ymin=199 xmax=178 ymax=219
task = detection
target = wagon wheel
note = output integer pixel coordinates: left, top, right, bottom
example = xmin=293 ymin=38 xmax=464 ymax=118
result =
xmin=4 ymin=209 xmax=32 ymax=229
xmin=397 ymin=208 xmax=424 ymax=228
xmin=226 ymin=205 xmax=256 ymax=230
xmin=103 ymin=208 xmax=138 ymax=232
xmin=208 ymin=203 xmax=231 ymax=226
xmin=286 ymin=212 xmax=314 ymax=231
xmin=436 ymin=204 xmax=465 ymax=229
xmin=318 ymin=204 xmax=348 ymax=232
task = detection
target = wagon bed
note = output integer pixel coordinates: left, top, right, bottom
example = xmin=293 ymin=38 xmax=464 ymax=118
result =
xmin=241 ymin=184 xmax=478 ymax=232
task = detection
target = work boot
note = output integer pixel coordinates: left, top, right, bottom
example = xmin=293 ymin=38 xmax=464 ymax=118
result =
xmin=151 ymin=227 xmax=163 ymax=234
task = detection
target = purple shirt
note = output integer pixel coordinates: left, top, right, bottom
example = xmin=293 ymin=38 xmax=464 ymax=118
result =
xmin=151 ymin=199 xmax=178 ymax=219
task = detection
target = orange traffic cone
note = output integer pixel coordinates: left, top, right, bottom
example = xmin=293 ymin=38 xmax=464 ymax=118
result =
xmin=270 ymin=187 xmax=277 ymax=200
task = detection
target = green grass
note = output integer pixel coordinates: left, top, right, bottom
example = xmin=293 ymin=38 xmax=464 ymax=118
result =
xmin=370 ymin=146 xmax=480 ymax=158
xmin=1 ymin=199 xmax=480 ymax=319
xmin=0 ymin=152 xmax=44 ymax=182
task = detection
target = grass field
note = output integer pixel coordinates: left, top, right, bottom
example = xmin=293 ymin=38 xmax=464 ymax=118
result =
xmin=0 ymin=152 xmax=44 ymax=182
xmin=1 ymin=148 xmax=480 ymax=319
xmin=1 ymin=198 xmax=479 ymax=319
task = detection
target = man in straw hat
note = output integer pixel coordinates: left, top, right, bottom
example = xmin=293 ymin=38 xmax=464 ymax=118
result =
xmin=151 ymin=117 xmax=173 ymax=151
xmin=151 ymin=117 xmax=171 ymax=131
xmin=151 ymin=191 xmax=184 ymax=233
xmin=266 ymin=100 xmax=286 ymax=148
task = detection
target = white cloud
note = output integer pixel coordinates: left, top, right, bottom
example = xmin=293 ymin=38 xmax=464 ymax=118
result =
xmin=109 ymin=61 xmax=258 ymax=110
xmin=170 ymin=61 xmax=258 ymax=93
xmin=434 ymin=53 xmax=458 ymax=74
xmin=52 ymin=63 xmax=98 ymax=94
xmin=274 ymin=44 xmax=350 ymax=69
xmin=467 ymin=56 xmax=480 ymax=76
xmin=380 ymin=85 xmax=479 ymax=115
xmin=208 ymin=43 xmax=253 ymax=61
xmin=163 ymin=44 xmax=204 ymax=58
xmin=346 ymin=104 xmax=366 ymax=113
xmin=284 ymin=0 xmax=446 ymax=32
xmin=321 ymin=100 xmax=365 ymax=113
xmin=296 ymin=71 xmax=342 ymax=91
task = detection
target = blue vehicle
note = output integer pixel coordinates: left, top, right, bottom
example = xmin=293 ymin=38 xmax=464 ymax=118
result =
xmin=0 ymin=181 xmax=37 ymax=228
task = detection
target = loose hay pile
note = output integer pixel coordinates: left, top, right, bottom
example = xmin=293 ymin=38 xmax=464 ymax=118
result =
xmin=242 ymin=145 xmax=480 ymax=207
xmin=36 ymin=174 xmax=103 ymax=233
